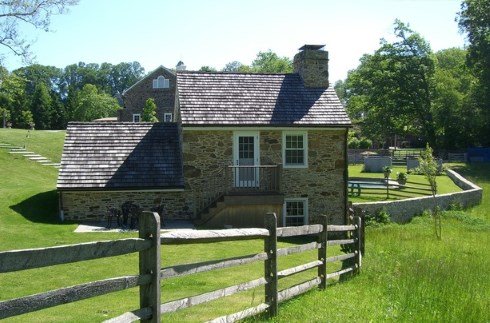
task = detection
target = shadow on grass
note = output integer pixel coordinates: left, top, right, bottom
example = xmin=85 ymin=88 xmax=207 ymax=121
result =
xmin=452 ymin=162 xmax=490 ymax=182
xmin=10 ymin=190 xmax=73 ymax=225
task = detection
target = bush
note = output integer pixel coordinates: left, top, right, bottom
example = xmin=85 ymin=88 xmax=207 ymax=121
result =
xmin=365 ymin=208 xmax=391 ymax=226
xmin=397 ymin=172 xmax=408 ymax=181
xmin=348 ymin=137 xmax=360 ymax=149
xmin=359 ymin=137 xmax=372 ymax=149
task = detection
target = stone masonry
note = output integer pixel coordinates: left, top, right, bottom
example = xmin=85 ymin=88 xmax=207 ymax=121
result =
xmin=181 ymin=129 xmax=347 ymax=225
xmin=61 ymin=190 xmax=187 ymax=221
xmin=119 ymin=66 xmax=176 ymax=122
xmin=293 ymin=45 xmax=329 ymax=88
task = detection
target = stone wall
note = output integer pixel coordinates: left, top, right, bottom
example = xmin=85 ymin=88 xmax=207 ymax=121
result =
xmin=61 ymin=190 xmax=187 ymax=221
xmin=182 ymin=129 xmax=347 ymax=225
xmin=61 ymin=129 xmax=348 ymax=225
xmin=353 ymin=169 xmax=482 ymax=223
xmin=119 ymin=66 xmax=176 ymax=122
xmin=261 ymin=130 xmax=346 ymax=224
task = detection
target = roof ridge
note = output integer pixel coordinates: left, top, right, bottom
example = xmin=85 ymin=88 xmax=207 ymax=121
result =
xmin=177 ymin=71 xmax=296 ymax=76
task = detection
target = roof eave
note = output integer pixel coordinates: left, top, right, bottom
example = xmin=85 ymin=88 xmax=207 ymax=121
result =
xmin=57 ymin=185 xmax=185 ymax=192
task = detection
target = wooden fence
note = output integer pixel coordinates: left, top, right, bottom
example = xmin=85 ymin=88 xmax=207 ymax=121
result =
xmin=0 ymin=211 xmax=364 ymax=322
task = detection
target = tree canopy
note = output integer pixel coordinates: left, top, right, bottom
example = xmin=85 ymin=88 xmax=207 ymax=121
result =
xmin=458 ymin=0 xmax=490 ymax=146
xmin=0 ymin=0 xmax=79 ymax=62
xmin=343 ymin=20 xmax=436 ymax=147
xmin=221 ymin=50 xmax=292 ymax=73
xmin=340 ymin=19 xmax=488 ymax=150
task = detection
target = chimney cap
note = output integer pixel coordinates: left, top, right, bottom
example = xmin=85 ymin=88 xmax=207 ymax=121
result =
xmin=299 ymin=44 xmax=325 ymax=51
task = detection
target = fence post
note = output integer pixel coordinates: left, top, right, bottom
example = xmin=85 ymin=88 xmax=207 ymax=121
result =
xmin=354 ymin=207 xmax=365 ymax=256
xmin=139 ymin=211 xmax=161 ymax=323
xmin=318 ymin=215 xmax=328 ymax=290
xmin=264 ymin=212 xmax=277 ymax=317
xmin=353 ymin=215 xmax=362 ymax=274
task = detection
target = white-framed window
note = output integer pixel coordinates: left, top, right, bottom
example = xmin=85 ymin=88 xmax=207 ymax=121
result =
xmin=152 ymin=75 xmax=170 ymax=89
xmin=164 ymin=113 xmax=173 ymax=122
xmin=133 ymin=114 xmax=141 ymax=122
xmin=283 ymin=198 xmax=308 ymax=227
xmin=282 ymin=131 xmax=308 ymax=168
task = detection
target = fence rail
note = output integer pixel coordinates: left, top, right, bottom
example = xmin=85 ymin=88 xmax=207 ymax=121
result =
xmin=0 ymin=211 xmax=364 ymax=322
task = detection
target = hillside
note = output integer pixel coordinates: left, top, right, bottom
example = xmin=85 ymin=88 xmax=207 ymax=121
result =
xmin=0 ymin=128 xmax=66 ymax=163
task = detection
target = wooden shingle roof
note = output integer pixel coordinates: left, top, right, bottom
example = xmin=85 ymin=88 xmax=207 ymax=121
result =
xmin=57 ymin=122 xmax=183 ymax=191
xmin=177 ymin=72 xmax=351 ymax=127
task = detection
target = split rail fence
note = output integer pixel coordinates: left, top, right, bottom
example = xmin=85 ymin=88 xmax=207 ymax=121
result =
xmin=0 ymin=211 xmax=364 ymax=322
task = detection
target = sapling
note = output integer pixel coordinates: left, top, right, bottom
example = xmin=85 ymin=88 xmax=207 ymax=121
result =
xmin=418 ymin=144 xmax=441 ymax=239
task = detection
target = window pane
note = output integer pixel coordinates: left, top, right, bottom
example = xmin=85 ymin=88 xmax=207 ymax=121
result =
xmin=285 ymin=134 xmax=305 ymax=166
xmin=285 ymin=200 xmax=305 ymax=226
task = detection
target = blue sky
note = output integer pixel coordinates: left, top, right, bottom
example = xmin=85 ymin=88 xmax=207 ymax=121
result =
xmin=3 ymin=0 xmax=465 ymax=82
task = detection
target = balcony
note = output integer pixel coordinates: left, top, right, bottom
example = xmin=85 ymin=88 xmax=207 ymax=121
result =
xmin=197 ymin=165 xmax=281 ymax=219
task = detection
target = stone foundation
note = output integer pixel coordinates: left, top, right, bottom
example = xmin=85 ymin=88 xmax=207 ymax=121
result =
xmin=60 ymin=190 xmax=189 ymax=221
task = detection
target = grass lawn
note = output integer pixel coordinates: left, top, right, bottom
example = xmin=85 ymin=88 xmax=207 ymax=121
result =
xmin=0 ymin=130 xmax=488 ymax=322
xmin=0 ymin=128 xmax=66 ymax=163
xmin=348 ymin=165 xmax=462 ymax=203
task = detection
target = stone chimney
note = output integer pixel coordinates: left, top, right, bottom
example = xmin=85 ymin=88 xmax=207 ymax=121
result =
xmin=293 ymin=44 xmax=329 ymax=88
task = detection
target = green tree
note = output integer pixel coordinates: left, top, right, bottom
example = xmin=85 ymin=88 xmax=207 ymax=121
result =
xmin=250 ymin=50 xmax=292 ymax=73
xmin=19 ymin=110 xmax=34 ymax=129
xmin=418 ymin=144 xmax=441 ymax=240
xmin=67 ymin=84 xmax=119 ymax=121
xmin=458 ymin=0 xmax=490 ymax=145
xmin=107 ymin=61 xmax=144 ymax=96
xmin=222 ymin=61 xmax=243 ymax=72
xmin=0 ymin=0 xmax=79 ymax=62
xmin=199 ymin=66 xmax=217 ymax=72
xmin=0 ymin=72 xmax=28 ymax=127
xmin=0 ymin=107 xmax=10 ymax=127
xmin=142 ymin=98 xmax=158 ymax=122
xmin=13 ymin=64 xmax=63 ymax=96
xmin=432 ymin=48 xmax=477 ymax=148
xmin=30 ymin=82 xmax=53 ymax=129
xmin=344 ymin=20 xmax=436 ymax=147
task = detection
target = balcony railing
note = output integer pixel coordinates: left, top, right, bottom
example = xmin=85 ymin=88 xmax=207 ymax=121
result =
xmin=197 ymin=165 xmax=281 ymax=217
xmin=228 ymin=165 xmax=280 ymax=193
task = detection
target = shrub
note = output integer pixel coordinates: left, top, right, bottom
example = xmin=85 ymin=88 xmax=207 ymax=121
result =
xmin=397 ymin=172 xmax=408 ymax=181
xmin=365 ymin=208 xmax=391 ymax=226
xmin=359 ymin=137 xmax=372 ymax=149
xmin=348 ymin=137 xmax=360 ymax=149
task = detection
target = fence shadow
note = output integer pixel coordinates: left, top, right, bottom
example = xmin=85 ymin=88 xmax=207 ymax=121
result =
xmin=10 ymin=190 xmax=64 ymax=224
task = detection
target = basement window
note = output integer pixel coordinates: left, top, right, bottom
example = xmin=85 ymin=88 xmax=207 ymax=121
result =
xmin=152 ymin=75 xmax=169 ymax=89
xmin=284 ymin=198 xmax=308 ymax=226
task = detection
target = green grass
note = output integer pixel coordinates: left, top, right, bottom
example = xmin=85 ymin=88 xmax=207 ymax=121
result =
xmin=0 ymin=130 xmax=488 ymax=322
xmin=0 ymin=128 xmax=66 ymax=163
xmin=348 ymin=165 xmax=462 ymax=203
xmin=0 ymin=143 xmax=343 ymax=322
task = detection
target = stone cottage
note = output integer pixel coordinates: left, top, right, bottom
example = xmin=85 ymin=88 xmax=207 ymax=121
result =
xmin=118 ymin=64 xmax=182 ymax=122
xmin=58 ymin=45 xmax=352 ymax=227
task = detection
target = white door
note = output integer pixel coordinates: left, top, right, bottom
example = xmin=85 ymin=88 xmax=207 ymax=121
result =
xmin=233 ymin=131 xmax=260 ymax=188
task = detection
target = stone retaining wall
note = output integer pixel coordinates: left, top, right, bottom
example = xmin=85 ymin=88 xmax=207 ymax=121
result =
xmin=353 ymin=169 xmax=482 ymax=223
